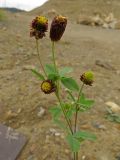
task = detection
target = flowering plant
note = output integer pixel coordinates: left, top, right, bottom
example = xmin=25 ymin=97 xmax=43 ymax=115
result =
xmin=30 ymin=15 xmax=96 ymax=160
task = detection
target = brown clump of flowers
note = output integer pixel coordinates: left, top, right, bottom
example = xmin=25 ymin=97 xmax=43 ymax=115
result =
xmin=41 ymin=80 xmax=56 ymax=94
xmin=50 ymin=15 xmax=67 ymax=41
xmin=80 ymin=71 xmax=94 ymax=86
xmin=30 ymin=16 xmax=48 ymax=39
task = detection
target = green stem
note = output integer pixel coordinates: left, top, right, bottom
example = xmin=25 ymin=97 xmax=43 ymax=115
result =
xmin=51 ymin=41 xmax=60 ymax=94
xmin=56 ymin=93 xmax=73 ymax=134
xmin=51 ymin=41 xmax=73 ymax=134
xmin=36 ymin=39 xmax=47 ymax=78
xmin=74 ymin=83 xmax=84 ymax=160
xmin=52 ymin=41 xmax=58 ymax=73
xmin=74 ymin=152 xmax=76 ymax=160
xmin=74 ymin=83 xmax=84 ymax=133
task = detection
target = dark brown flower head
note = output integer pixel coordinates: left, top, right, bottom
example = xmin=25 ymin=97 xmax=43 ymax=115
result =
xmin=80 ymin=71 xmax=94 ymax=86
xmin=41 ymin=80 xmax=56 ymax=94
xmin=50 ymin=15 xmax=67 ymax=41
xmin=30 ymin=16 xmax=48 ymax=39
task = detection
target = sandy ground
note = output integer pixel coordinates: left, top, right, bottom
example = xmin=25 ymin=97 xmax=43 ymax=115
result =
xmin=0 ymin=5 xmax=120 ymax=160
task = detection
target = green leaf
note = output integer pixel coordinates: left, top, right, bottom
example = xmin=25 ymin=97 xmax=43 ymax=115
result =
xmin=48 ymin=73 xmax=59 ymax=81
xmin=45 ymin=64 xmax=56 ymax=75
xmin=78 ymin=94 xmax=94 ymax=112
xmin=49 ymin=107 xmax=62 ymax=120
xmin=31 ymin=69 xmax=45 ymax=80
xmin=61 ymin=77 xmax=79 ymax=91
xmin=74 ymin=131 xmax=96 ymax=141
xmin=79 ymin=94 xmax=94 ymax=107
xmin=59 ymin=67 xmax=73 ymax=76
xmin=66 ymin=134 xmax=80 ymax=152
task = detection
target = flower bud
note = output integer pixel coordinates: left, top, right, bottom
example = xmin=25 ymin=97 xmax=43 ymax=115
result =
xmin=30 ymin=16 xmax=48 ymax=39
xmin=80 ymin=71 xmax=94 ymax=86
xmin=50 ymin=15 xmax=67 ymax=41
xmin=41 ymin=80 xmax=56 ymax=94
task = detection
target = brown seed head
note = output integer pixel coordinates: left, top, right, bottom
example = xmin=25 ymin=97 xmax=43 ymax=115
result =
xmin=50 ymin=15 xmax=67 ymax=41
xmin=41 ymin=80 xmax=56 ymax=94
xmin=30 ymin=16 xmax=48 ymax=39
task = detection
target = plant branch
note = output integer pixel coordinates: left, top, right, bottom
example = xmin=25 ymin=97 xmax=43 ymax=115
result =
xmin=74 ymin=83 xmax=84 ymax=133
xmin=56 ymin=93 xmax=73 ymax=134
xmin=74 ymin=83 xmax=84 ymax=160
xmin=36 ymin=39 xmax=47 ymax=78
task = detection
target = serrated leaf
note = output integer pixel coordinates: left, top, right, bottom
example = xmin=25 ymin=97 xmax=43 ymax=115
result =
xmin=61 ymin=77 xmax=79 ymax=91
xmin=49 ymin=107 xmax=62 ymax=120
xmin=59 ymin=67 xmax=73 ymax=76
xmin=66 ymin=134 xmax=80 ymax=152
xmin=45 ymin=64 xmax=56 ymax=75
xmin=31 ymin=69 xmax=45 ymax=80
xmin=74 ymin=131 xmax=96 ymax=141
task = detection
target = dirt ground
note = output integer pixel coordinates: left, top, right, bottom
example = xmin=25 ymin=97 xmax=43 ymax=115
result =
xmin=0 ymin=1 xmax=120 ymax=159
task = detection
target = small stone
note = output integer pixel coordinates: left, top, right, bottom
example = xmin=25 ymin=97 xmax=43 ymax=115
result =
xmin=95 ymin=60 xmax=115 ymax=70
xmin=55 ymin=132 xmax=61 ymax=136
xmin=92 ymin=122 xmax=107 ymax=130
xmin=105 ymin=101 xmax=120 ymax=113
xmin=29 ymin=144 xmax=36 ymax=154
xmin=5 ymin=110 xmax=18 ymax=120
xmin=22 ymin=65 xmax=35 ymax=70
xmin=27 ymin=155 xmax=37 ymax=160
xmin=37 ymin=107 xmax=45 ymax=118
xmin=64 ymin=149 xmax=70 ymax=154
xmin=82 ymin=155 xmax=86 ymax=160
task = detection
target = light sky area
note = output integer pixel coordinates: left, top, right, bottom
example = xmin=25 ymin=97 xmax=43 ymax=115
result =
xmin=0 ymin=0 xmax=48 ymax=11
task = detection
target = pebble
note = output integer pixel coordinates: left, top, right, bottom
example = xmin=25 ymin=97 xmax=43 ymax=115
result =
xmin=5 ymin=110 xmax=18 ymax=120
xmin=105 ymin=101 xmax=120 ymax=113
xmin=49 ymin=128 xmax=61 ymax=137
xmin=22 ymin=65 xmax=35 ymax=70
xmin=27 ymin=155 xmax=37 ymax=160
xmin=37 ymin=107 xmax=45 ymax=118
xmin=92 ymin=122 xmax=107 ymax=130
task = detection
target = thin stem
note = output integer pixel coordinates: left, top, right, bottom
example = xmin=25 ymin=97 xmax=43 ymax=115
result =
xmin=36 ymin=39 xmax=47 ymax=77
xmin=51 ymin=41 xmax=60 ymax=94
xmin=74 ymin=152 xmax=76 ymax=160
xmin=74 ymin=83 xmax=84 ymax=133
xmin=51 ymin=41 xmax=74 ymax=157
xmin=56 ymin=93 xmax=73 ymax=134
xmin=52 ymin=41 xmax=58 ymax=73
xmin=74 ymin=83 xmax=84 ymax=160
